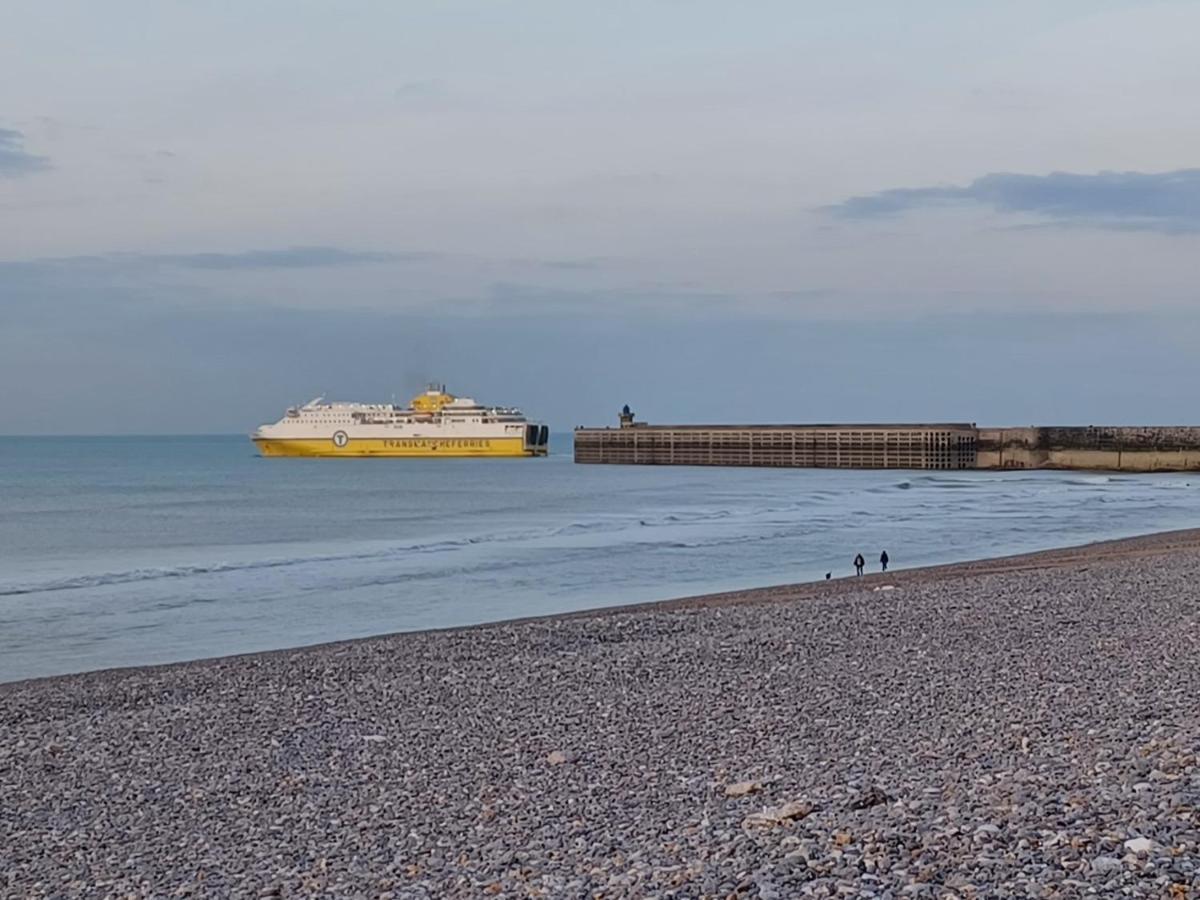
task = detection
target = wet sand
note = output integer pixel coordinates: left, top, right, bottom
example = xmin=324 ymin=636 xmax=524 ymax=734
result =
xmin=3 ymin=529 xmax=1199 ymax=897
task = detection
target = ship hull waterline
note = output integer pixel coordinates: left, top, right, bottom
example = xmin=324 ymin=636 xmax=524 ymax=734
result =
xmin=253 ymin=437 xmax=544 ymax=458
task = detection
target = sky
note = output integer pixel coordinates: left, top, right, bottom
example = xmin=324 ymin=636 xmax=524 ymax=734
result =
xmin=2 ymin=0 xmax=1198 ymax=434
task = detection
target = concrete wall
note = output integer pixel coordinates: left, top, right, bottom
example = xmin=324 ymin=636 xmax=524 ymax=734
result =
xmin=575 ymin=425 xmax=979 ymax=469
xmin=977 ymin=426 xmax=1200 ymax=472
xmin=976 ymin=428 xmax=1045 ymax=469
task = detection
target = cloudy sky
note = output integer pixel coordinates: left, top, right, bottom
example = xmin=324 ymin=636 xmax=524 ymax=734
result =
xmin=2 ymin=1 xmax=1198 ymax=433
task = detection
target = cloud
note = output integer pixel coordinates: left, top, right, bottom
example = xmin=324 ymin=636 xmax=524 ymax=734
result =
xmin=827 ymin=169 xmax=1200 ymax=233
xmin=394 ymin=79 xmax=446 ymax=100
xmin=0 ymin=247 xmax=436 ymax=314
xmin=150 ymin=246 xmax=431 ymax=269
xmin=391 ymin=78 xmax=475 ymax=112
xmin=508 ymin=256 xmax=629 ymax=271
xmin=536 ymin=259 xmax=603 ymax=271
xmin=0 ymin=127 xmax=50 ymax=176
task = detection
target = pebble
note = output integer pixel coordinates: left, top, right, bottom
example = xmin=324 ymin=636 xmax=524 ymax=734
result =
xmin=743 ymin=800 xmax=813 ymax=829
xmin=1124 ymin=836 xmax=1158 ymax=855
xmin=725 ymin=781 xmax=762 ymax=798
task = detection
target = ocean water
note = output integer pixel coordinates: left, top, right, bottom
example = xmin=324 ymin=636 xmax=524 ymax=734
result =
xmin=1 ymin=435 xmax=1197 ymax=683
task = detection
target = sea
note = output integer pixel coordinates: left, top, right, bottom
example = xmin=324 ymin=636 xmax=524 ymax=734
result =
xmin=1 ymin=435 xmax=1198 ymax=683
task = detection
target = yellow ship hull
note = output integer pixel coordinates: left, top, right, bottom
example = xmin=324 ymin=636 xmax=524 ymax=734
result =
xmin=253 ymin=436 xmax=543 ymax=458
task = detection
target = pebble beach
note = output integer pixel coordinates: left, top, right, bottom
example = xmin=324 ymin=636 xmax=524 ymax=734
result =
xmin=3 ymin=530 xmax=1199 ymax=898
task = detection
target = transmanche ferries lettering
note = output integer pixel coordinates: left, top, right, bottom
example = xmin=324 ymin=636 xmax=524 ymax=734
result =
xmin=382 ymin=439 xmax=493 ymax=449
xmin=252 ymin=384 xmax=549 ymax=458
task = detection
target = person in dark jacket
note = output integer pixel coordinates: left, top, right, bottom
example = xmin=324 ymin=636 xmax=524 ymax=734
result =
xmin=880 ymin=550 xmax=889 ymax=572
xmin=854 ymin=553 xmax=865 ymax=576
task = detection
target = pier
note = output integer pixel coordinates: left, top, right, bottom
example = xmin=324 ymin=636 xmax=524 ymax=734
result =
xmin=574 ymin=410 xmax=1200 ymax=471
xmin=574 ymin=423 xmax=978 ymax=470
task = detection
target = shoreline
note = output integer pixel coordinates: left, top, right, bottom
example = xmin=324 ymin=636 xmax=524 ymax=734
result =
xmin=5 ymin=525 xmax=1199 ymax=895
xmin=6 ymin=525 xmax=1200 ymax=691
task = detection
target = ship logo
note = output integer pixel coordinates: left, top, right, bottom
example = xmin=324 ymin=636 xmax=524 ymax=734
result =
xmin=332 ymin=430 xmax=349 ymax=448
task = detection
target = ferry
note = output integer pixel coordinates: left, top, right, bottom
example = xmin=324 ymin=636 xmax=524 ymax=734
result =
xmin=252 ymin=385 xmax=549 ymax=458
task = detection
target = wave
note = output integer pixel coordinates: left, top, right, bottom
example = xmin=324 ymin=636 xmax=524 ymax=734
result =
xmin=0 ymin=507 xmax=748 ymax=598
xmin=0 ymin=556 xmax=376 ymax=598
xmin=0 ymin=513 xmax=819 ymax=601
xmin=5 ymin=469 xmax=1178 ymax=601
xmin=343 ymin=530 xmax=814 ymax=591
xmin=633 ymin=509 xmax=736 ymax=528
xmin=553 ymin=520 xmax=626 ymax=536
xmin=1061 ymin=476 xmax=1117 ymax=486
xmin=654 ymin=510 xmax=733 ymax=524
xmin=0 ymin=530 xmax=551 ymax=599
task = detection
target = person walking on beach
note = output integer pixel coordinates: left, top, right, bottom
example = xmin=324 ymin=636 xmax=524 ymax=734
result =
xmin=880 ymin=550 xmax=889 ymax=572
xmin=854 ymin=553 xmax=865 ymax=576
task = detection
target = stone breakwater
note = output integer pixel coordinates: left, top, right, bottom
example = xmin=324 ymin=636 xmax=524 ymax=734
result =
xmin=3 ymin=534 xmax=1200 ymax=898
